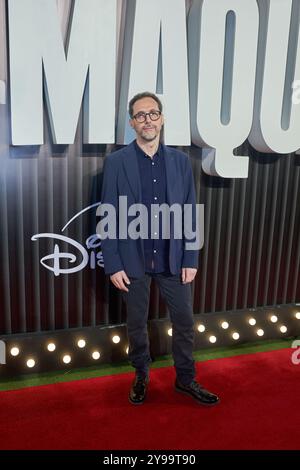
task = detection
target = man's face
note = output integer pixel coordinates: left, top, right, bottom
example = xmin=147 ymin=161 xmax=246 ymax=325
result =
xmin=129 ymin=97 xmax=164 ymax=142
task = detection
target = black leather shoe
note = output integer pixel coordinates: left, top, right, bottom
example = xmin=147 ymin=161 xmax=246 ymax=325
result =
xmin=129 ymin=375 xmax=149 ymax=405
xmin=175 ymin=379 xmax=220 ymax=406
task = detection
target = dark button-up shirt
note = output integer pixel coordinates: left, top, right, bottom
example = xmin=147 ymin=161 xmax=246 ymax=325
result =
xmin=135 ymin=141 xmax=170 ymax=273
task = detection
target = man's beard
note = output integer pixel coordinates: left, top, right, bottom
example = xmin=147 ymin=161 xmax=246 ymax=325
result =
xmin=140 ymin=128 xmax=158 ymax=141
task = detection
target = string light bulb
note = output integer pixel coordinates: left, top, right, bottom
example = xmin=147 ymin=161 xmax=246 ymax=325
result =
xmin=197 ymin=324 xmax=205 ymax=333
xmin=63 ymin=355 xmax=71 ymax=364
xmin=10 ymin=347 xmax=20 ymax=357
xmin=92 ymin=351 xmax=100 ymax=360
xmin=26 ymin=359 xmax=35 ymax=368
xmin=77 ymin=339 xmax=86 ymax=348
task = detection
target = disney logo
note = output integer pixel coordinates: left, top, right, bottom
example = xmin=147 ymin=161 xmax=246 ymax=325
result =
xmin=31 ymin=203 xmax=104 ymax=276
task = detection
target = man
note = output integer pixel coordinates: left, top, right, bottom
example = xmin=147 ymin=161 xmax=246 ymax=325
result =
xmin=100 ymin=92 xmax=219 ymax=406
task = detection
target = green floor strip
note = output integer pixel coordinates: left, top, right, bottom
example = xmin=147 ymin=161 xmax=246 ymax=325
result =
xmin=0 ymin=337 xmax=295 ymax=391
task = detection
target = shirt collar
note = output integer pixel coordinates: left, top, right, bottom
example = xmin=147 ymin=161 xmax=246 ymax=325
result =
xmin=135 ymin=140 xmax=162 ymax=159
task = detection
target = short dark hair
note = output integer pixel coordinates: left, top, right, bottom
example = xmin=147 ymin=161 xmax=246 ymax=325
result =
xmin=129 ymin=92 xmax=163 ymax=118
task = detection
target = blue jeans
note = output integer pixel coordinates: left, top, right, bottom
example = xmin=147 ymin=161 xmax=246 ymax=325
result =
xmin=121 ymin=272 xmax=196 ymax=385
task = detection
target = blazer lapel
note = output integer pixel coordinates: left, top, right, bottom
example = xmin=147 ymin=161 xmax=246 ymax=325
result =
xmin=161 ymin=144 xmax=177 ymax=206
xmin=122 ymin=141 xmax=142 ymax=203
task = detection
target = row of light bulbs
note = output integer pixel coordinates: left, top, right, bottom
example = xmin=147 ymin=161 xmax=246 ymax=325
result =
xmin=189 ymin=312 xmax=300 ymax=344
xmin=9 ymin=336 xmax=126 ymax=369
xmin=7 ymin=311 xmax=300 ymax=369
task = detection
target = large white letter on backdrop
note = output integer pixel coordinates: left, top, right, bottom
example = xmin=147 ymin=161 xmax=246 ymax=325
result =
xmin=117 ymin=0 xmax=190 ymax=145
xmin=188 ymin=0 xmax=259 ymax=178
xmin=249 ymin=0 xmax=300 ymax=154
xmin=8 ymin=0 xmax=116 ymax=145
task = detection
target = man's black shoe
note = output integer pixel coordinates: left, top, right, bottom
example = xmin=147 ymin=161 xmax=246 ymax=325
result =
xmin=129 ymin=375 xmax=149 ymax=405
xmin=175 ymin=379 xmax=220 ymax=406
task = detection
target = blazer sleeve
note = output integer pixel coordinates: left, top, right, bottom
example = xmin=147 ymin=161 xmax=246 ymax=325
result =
xmin=99 ymin=156 xmax=124 ymax=275
xmin=181 ymin=158 xmax=199 ymax=269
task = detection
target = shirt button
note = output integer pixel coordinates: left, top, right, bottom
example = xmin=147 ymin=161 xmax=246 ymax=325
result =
xmin=154 ymin=232 xmax=157 ymax=235
xmin=152 ymin=162 xmax=155 ymax=165
xmin=154 ymin=215 xmax=158 ymax=218
xmin=154 ymin=197 xmax=158 ymax=200
xmin=153 ymin=250 xmax=157 ymax=253
xmin=153 ymin=179 xmax=157 ymax=182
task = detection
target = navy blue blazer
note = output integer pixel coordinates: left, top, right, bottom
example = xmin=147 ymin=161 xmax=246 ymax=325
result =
xmin=100 ymin=141 xmax=199 ymax=277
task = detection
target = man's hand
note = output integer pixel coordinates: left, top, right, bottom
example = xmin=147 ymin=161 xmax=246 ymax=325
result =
xmin=110 ymin=270 xmax=131 ymax=292
xmin=181 ymin=267 xmax=197 ymax=284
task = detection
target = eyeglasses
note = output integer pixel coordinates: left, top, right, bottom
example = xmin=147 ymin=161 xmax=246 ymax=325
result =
xmin=132 ymin=111 xmax=162 ymax=123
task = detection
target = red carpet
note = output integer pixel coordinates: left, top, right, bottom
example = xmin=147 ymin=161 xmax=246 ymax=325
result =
xmin=0 ymin=348 xmax=299 ymax=450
